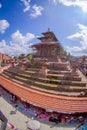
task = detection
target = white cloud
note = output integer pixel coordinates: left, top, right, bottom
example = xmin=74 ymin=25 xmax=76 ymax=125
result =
xmin=50 ymin=0 xmax=87 ymax=12
xmin=11 ymin=30 xmax=34 ymax=45
xmin=0 ymin=30 xmax=35 ymax=56
xmin=30 ymin=4 xmax=43 ymax=18
xmin=0 ymin=20 xmax=10 ymax=34
xmin=0 ymin=40 xmax=6 ymax=47
xmin=20 ymin=1 xmax=43 ymax=18
xmin=66 ymin=24 xmax=87 ymax=56
xmin=21 ymin=0 xmax=31 ymax=12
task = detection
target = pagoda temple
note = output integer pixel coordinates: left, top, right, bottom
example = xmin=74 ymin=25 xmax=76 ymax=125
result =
xmin=32 ymin=28 xmax=66 ymax=62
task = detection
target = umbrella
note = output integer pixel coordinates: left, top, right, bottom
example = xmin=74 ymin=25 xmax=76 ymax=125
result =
xmin=27 ymin=119 xmax=40 ymax=130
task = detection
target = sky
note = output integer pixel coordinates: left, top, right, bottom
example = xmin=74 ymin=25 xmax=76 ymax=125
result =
xmin=0 ymin=0 xmax=87 ymax=57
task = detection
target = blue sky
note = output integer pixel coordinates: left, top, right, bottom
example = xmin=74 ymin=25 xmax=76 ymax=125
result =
xmin=0 ymin=0 xmax=87 ymax=56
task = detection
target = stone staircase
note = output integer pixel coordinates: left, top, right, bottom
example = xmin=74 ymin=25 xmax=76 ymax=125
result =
xmin=2 ymin=66 xmax=87 ymax=94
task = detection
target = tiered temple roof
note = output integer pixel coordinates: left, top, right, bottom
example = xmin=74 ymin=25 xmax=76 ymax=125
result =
xmin=38 ymin=28 xmax=58 ymax=42
xmin=31 ymin=29 xmax=64 ymax=61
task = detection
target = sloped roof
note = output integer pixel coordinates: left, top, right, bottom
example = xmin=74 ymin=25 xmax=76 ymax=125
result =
xmin=1 ymin=75 xmax=87 ymax=114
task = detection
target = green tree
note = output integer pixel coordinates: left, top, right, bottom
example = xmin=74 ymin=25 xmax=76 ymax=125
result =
xmin=26 ymin=53 xmax=34 ymax=60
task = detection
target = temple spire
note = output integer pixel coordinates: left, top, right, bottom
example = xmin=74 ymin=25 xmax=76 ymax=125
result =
xmin=48 ymin=28 xmax=50 ymax=32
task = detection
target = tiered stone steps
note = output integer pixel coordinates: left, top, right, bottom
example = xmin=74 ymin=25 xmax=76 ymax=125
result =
xmin=48 ymin=69 xmax=79 ymax=76
xmin=13 ymin=67 xmax=81 ymax=81
xmin=2 ymin=67 xmax=87 ymax=94
xmin=3 ymin=68 xmax=84 ymax=86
